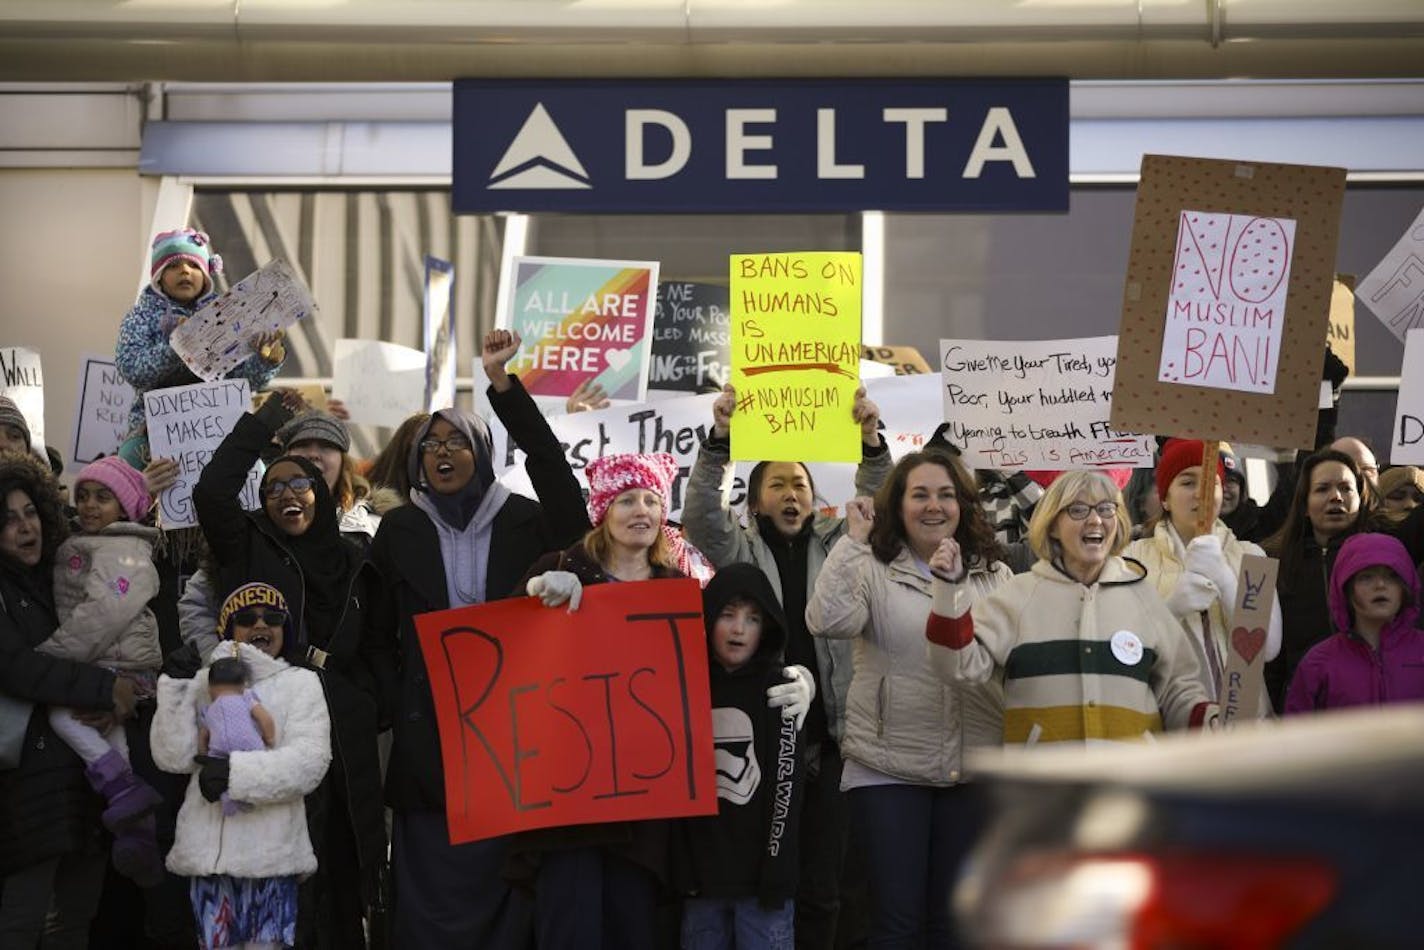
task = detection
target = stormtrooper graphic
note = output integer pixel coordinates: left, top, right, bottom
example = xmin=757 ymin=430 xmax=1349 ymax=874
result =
xmin=712 ymin=706 xmax=761 ymax=806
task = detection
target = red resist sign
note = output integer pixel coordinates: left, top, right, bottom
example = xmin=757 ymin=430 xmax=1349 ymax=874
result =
xmin=414 ymin=578 xmax=717 ymax=844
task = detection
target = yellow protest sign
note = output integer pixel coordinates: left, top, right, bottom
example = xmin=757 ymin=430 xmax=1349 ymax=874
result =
xmin=1328 ymin=274 xmax=1356 ymax=372
xmin=730 ymin=252 xmax=862 ymax=462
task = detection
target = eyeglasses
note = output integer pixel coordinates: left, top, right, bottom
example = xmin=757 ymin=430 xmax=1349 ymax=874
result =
xmin=419 ymin=434 xmax=472 ymax=454
xmin=230 ymin=608 xmax=287 ymax=628
xmin=1062 ymin=501 xmax=1118 ymax=521
xmin=263 ymin=476 xmax=315 ymax=499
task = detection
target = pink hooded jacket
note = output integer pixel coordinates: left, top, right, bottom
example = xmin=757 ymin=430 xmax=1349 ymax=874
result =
xmin=1284 ymin=533 xmax=1424 ymax=713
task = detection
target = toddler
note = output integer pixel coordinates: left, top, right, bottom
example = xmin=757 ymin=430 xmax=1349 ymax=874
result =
xmin=198 ymin=655 xmax=276 ymax=816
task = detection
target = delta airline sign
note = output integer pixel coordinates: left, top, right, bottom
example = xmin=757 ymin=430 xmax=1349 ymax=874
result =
xmin=453 ymin=79 xmax=1067 ymax=214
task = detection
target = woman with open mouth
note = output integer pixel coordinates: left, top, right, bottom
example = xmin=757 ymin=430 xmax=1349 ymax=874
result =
xmin=806 ymin=450 xmax=1010 ymax=950
xmin=924 ymin=470 xmax=1216 ymax=752
xmin=193 ymin=388 xmax=386 ymax=949
xmin=368 ymin=328 xmax=590 ymax=950
xmin=1 ymin=450 xmax=141 ymax=944
xmin=1125 ymin=439 xmax=1282 ymax=719
xmin=516 ymin=451 xmax=814 ymax=950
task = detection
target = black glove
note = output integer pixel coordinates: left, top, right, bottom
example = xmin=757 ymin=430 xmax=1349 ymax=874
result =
xmin=194 ymin=754 xmax=231 ymax=803
xmin=1322 ymin=342 xmax=1349 ymax=393
xmin=162 ymin=642 xmax=203 ymax=679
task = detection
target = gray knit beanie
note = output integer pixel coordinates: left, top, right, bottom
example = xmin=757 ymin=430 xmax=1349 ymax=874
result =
xmin=278 ymin=410 xmax=350 ymax=454
xmin=0 ymin=396 xmax=31 ymax=448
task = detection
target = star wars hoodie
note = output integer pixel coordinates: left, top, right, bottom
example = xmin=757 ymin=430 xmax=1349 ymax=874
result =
xmin=677 ymin=563 xmax=806 ymax=907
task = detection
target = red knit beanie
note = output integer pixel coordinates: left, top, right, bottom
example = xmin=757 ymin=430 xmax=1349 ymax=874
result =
xmin=1155 ymin=439 xmax=1227 ymax=501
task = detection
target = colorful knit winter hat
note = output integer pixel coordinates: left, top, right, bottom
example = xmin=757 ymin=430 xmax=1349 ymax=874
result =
xmin=150 ymin=228 xmax=223 ymax=296
xmin=585 ymin=452 xmax=679 ymax=527
xmin=1155 ymin=438 xmax=1227 ymax=501
xmin=74 ymin=456 xmax=151 ymax=522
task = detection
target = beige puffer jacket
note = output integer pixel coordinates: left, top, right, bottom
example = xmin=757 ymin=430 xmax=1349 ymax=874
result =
xmin=39 ymin=523 xmax=161 ymax=671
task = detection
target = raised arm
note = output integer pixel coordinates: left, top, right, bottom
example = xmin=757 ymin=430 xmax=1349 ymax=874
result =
xmin=193 ymin=390 xmax=299 ymax=565
xmin=681 ymin=386 xmax=755 ymax=568
xmin=923 ymin=538 xmax=1015 ymax=687
xmin=804 ymin=500 xmax=877 ymax=640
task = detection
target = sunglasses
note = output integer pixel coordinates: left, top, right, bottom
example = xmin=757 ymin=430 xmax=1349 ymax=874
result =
xmin=419 ymin=434 xmax=472 ymax=454
xmin=263 ymin=476 xmax=315 ymax=499
xmin=230 ymin=608 xmax=287 ymax=628
xmin=1063 ymin=501 xmax=1118 ymax=521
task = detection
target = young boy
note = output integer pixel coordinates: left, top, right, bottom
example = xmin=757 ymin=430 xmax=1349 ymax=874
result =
xmin=1285 ymin=532 xmax=1424 ymax=712
xmin=679 ymin=563 xmax=809 ymax=949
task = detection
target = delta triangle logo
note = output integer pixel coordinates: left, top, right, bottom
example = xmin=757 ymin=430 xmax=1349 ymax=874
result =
xmin=487 ymin=103 xmax=592 ymax=190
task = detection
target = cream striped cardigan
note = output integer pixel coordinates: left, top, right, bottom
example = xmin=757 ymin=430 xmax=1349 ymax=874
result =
xmin=925 ymin=556 xmax=1213 ymax=744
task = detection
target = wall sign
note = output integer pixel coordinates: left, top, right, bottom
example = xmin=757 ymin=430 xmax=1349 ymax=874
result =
xmin=454 ymin=79 xmax=1068 ymax=213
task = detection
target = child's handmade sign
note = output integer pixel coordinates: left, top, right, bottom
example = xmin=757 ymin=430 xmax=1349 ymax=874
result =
xmin=0 ymin=346 xmax=44 ymax=453
xmin=144 ymin=379 xmax=261 ymax=529
xmin=1110 ymin=156 xmax=1346 ymax=450
xmin=498 ymin=255 xmax=659 ymax=403
xmin=730 ymin=251 xmax=862 ymax=463
xmin=1220 ymin=554 xmax=1279 ymax=725
xmin=70 ymin=354 xmax=134 ymax=468
xmin=1391 ymin=328 xmax=1424 ymax=465
xmin=938 ymin=336 xmax=1153 ymax=470
xmin=171 ymin=260 xmax=317 ymax=382
xmin=1355 ymin=206 xmax=1424 ymax=344
xmin=414 ymin=578 xmax=716 ymax=844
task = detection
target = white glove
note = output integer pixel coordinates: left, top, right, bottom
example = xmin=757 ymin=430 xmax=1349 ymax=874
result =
xmin=1184 ymin=535 xmax=1238 ymax=608
xmin=1164 ymin=570 xmax=1217 ymax=617
xmin=766 ymin=665 xmax=816 ymax=731
xmin=526 ymin=571 xmax=583 ymax=611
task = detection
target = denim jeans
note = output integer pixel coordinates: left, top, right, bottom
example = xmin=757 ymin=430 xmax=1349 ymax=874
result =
xmin=683 ymin=896 xmax=794 ymax=950
xmin=847 ymin=783 xmax=982 ymax=950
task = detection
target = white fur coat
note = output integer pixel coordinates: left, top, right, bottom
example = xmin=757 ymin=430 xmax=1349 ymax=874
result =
xmin=150 ymin=641 xmax=331 ymax=879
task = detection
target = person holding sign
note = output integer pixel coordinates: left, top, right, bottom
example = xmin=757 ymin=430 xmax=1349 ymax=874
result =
xmin=1124 ymin=440 xmax=1281 ymax=717
xmin=115 ymin=229 xmax=287 ymax=465
xmin=1285 ymin=533 xmax=1424 ymax=713
xmin=518 ymin=452 xmax=814 ymax=950
xmin=924 ymin=471 xmax=1216 ymax=746
xmin=682 ymin=382 xmax=889 ymax=950
xmin=1 ymin=451 xmax=141 ymax=945
xmin=192 ymin=389 xmax=388 ymax=948
xmin=805 ymin=451 xmax=1010 ymax=950
xmin=370 ymin=329 xmax=590 ymax=950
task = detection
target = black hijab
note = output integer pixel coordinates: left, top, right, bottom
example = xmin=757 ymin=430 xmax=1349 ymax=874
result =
xmin=259 ymin=454 xmax=351 ymax=647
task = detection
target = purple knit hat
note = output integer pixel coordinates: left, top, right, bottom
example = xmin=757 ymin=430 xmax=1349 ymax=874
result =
xmin=74 ymin=456 xmax=151 ymax=523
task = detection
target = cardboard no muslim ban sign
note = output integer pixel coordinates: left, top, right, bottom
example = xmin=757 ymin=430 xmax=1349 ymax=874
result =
xmin=1110 ymin=155 xmax=1347 ymax=449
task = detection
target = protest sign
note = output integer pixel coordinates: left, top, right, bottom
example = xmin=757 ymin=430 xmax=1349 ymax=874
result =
xmin=0 ymin=346 xmax=44 ymax=453
xmin=861 ymin=344 xmax=932 ymax=375
xmin=333 ymin=339 xmax=428 ymax=429
xmin=1355 ymin=206 xmax=1424 ymax=344
xmin=171 ymin=260 xmax=319 ymax=382
xmin=424 ymin=256 xmax=457 ymax=412
xmin=144 ymin=379 xmax=260 ymax=529
xmin=938 ymin=336 xmax=1152 ymax=470
xmin=1391 ymin=328 xmax=1424 ymax=465
xmin=1328 ymin=275 xmax=1356 ymax=372
xmin=1156 ymin=211 xmax=1296 ymax=394
xmin=1220 ymin=554 xmax=1278 ymax=725
xmin=648 ymin=282 xmax=730 ymax=395
xmin=414 ymin=578 xmax=716 ymax=844
xmin=730 ymin=252 xmax=862 ymax=463
xmin=499 ymin=256 xmax=659 ymax=403
xmin=489 ymin=374 xmax=946 ymax=521
xmin=70 ymin=355 xmax=134 ymax=467
xmin=1111 ymin=156 xmax=1346 ymax=449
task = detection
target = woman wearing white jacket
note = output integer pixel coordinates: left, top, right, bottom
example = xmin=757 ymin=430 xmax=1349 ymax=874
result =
xmin=152 ymin=582 xmax=331 ymax=950
xmin=806 ymin=451 xmax=1009 ymax=950
xmin=1123 ymin=439 xmax=1281 ymax=717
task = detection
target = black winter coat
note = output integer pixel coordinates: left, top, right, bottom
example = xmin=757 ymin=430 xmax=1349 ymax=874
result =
xmin=0 ymin=566 xmax=115 ymax=876
xmin=370 ymin=377 xmax=590 ymax=813
xmin=193 ymin=408 xmax=393 ymax=914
